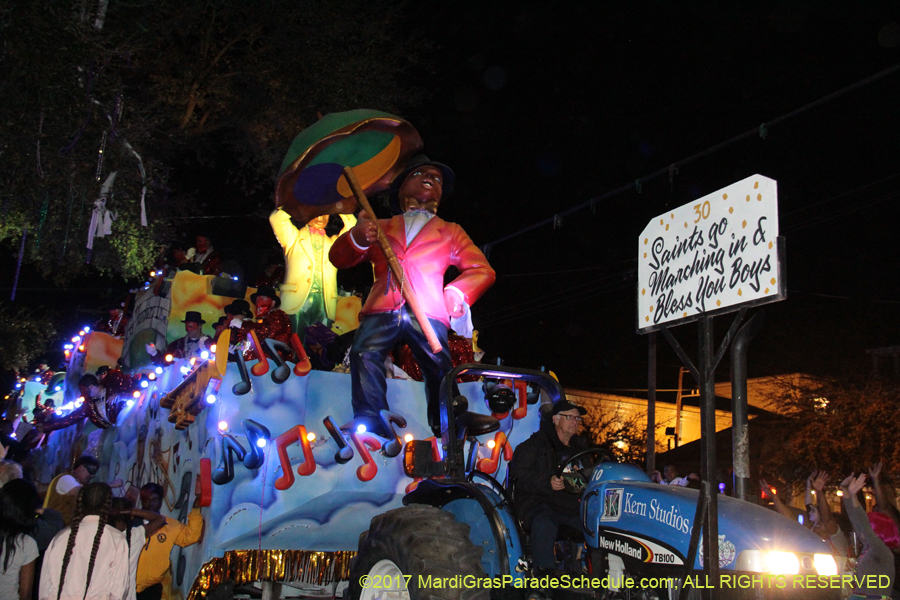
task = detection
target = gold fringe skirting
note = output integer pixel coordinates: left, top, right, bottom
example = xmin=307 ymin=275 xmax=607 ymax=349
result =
xmin=187 ymin=549 xmax=357 ymax=599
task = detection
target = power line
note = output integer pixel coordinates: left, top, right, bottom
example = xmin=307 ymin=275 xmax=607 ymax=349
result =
xmin=478 ymin=173 xmax=900 ymax=327
xmin=481 ymin=61 xmax=900 ymax=254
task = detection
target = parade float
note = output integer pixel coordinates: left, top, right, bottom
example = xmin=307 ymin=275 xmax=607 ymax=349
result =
xmin=18 ymin=109 xmax=846 ymax=600
xmin=24 ymin=266 xmax=544 ymax=600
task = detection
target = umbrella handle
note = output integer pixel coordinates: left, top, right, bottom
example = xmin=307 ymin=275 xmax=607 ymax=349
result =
xmin=341 ymin=167 xmax=443 ymax=354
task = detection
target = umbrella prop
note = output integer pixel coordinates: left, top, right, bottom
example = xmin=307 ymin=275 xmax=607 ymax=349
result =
xmin=342 ymin=167 xmax=443 ymax=354
xmin=276 ymin=109 xmax=423 ymax=224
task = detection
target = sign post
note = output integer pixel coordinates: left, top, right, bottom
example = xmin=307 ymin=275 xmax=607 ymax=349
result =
xmin=636 ymin=175 xmax=786 ymax=599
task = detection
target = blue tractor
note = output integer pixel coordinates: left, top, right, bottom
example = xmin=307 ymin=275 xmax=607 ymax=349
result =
xmin=348 ymin=364 xmax=841 ymax=600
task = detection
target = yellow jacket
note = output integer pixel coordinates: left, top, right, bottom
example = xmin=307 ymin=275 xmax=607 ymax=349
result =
xmin=135 ymin=508 xmax=203 ymax=592
xmin=269 ymin=209 xmax=355 ymax=318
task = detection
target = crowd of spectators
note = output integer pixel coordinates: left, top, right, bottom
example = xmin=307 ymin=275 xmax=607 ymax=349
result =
xmin=0 ymin=446 xmax=202 ymax=600
xmin=760 ymin=464 xmax=900 ymax=599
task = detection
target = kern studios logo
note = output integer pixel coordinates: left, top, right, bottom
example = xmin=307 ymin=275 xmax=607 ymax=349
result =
xmin=602 ymin=487 xmax=623 ymax=521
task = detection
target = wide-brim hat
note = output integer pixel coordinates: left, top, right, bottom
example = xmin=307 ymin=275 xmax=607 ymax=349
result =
xmin=249 ymin=285 xmax=281 ymax=308
xmin=388 ymin=154 xmax=455 ymax=215
xmin=223 ymin=299 xmax=253 ymax=318
xmin=182 ymin=311 xmax=206 ymax=325
xmin=550 ymin=399 xmax=587 ymax=417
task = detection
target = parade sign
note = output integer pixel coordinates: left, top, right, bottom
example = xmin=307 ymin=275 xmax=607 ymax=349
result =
xmin=637 ymin=174 xmax=784 ymax=332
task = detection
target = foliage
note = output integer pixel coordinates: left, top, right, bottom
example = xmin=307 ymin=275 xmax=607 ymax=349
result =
xmin=0 ymin=0 xmax=429 ymax=282
xmin=581 ymin=402 xmax=660 ymax=467
xmin=0 ymin=303 xmax=57 ymax=372
xmin=758 ymin=376 xmax=900 ymax=488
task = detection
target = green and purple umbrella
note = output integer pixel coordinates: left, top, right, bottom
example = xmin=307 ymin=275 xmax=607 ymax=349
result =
xmin=275 ymin=109 xmax=423 ymax=223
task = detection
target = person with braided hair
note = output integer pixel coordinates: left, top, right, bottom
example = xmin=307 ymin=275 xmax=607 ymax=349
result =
xmin=39 ymin=482 xmax=129 ymax=600
xmin=109 ymin=498 xmax=165 ymax=600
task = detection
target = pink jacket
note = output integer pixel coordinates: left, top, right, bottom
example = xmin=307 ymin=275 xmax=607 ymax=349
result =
xmin=329 ymin=215 xmax=495 ymax=325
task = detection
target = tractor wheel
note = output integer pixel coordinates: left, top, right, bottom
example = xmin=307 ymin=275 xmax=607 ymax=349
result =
xmin=348 ymin=505 xmax=488 ymax=600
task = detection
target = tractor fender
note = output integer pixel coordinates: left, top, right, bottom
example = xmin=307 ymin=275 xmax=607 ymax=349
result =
xmin=404 ymin=478 xmax=524 ymax=578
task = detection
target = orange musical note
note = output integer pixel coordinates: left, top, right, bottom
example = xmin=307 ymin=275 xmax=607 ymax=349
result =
xmin=476 ymin=431 xmax=512 ymax=475
xmin=290 ymin=333 xmax=312 ymax=377
xmin=273 ymin=425 xmax=316 ymax=490
xmin=351 ymin=431 xmax=382 ymax=482
xmin=249 ymin=331 xmax=270 ymax=376
xmin=512 ymin=381 xmax=529 ymax=420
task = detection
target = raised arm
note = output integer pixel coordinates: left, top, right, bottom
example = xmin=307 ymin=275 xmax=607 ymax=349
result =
xmin=130 ymin=508 xmax=167 ymax=537
xmin=840 ymin=473 xmax=878 ymax=547
xmin=868 ymin=462 xmax=900 ymax=535
xmin=760 ymin=478 xmax=795 ymax=521
xmin=810 ymin=470 xmax=840 ymax=535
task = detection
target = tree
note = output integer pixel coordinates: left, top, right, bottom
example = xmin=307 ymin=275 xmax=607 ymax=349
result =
xmin=0 ymin=0 xmax=429 ymax=282
xmin=0 ymin=303 xmax=57 ymax=373
xmin=581 ymin=402 xmax=661 ymax=467
xmin=757 ymin=376 xmax=900 ymax=490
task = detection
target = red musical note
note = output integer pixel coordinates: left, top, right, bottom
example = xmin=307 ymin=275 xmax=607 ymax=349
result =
xmin=249 ymin=331 xmax=270 ymax=376
xmin=197 ymin=458 xmax=212 ymax=507
xmin=273 ymin=425 xmax=316 ymax=490
xmin=290 ymin=333 xmax=312 ymax=377
xmin=351 ymin=432 xmax=382 ymax=482
xmin=476 ymin=431 xmax=512 ymax=475
xmin=512 ymin=381 xmax=529 ymax=420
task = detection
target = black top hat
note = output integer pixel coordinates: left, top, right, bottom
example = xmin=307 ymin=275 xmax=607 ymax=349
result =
xmin=388 ymin=155 xmax=455 ymax=215
xmin=182 ymin=311 xmax=206 ymax=325
xmin=550 ymin=399 xmax=587 ymax=417
xmin=214 ymin=316 xmax=228 ymax=327
xmin=223 ymin=299 xmax=253 ymax=318
xmin=249 ymin=285 xmax=281 ymax=308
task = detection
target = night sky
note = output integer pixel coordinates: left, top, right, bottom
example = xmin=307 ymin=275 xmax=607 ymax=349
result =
xmin=11 ymin=2 xmax=900 ymax=398
xmin=402 ymin=1 xmax=900 ymax=394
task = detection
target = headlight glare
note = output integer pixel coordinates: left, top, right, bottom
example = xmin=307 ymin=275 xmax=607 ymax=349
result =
xmin=813 ymin=553 xmax=838 ymax=576
xmin=766 ymin=551 xmax=800 ymax=574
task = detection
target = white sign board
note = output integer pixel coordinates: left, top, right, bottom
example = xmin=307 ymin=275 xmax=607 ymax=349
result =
xmin=637 ymin=174 xmax=783 ymax=332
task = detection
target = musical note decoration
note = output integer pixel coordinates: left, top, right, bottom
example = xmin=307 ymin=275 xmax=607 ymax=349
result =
xmin=323 ymin=416 xmax=354 ymax=464
xmin=273 ymin=425 xmax=316 ymax=491
xmin=241 ymin=419 xmax=271 ymax=470
xmin=350 ymin=432 xmax=382 ymax=482
xmin=378 ymin=409 xmax=407 ymax=458
xmin=212 ymin=433 xmax=247 ymax=485
xmin=476 ymin=431 xmax=512 ymax=475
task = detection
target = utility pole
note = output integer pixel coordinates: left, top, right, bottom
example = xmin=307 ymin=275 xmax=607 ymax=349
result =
xmin=674 ymin=367 xmax=686 ymax=447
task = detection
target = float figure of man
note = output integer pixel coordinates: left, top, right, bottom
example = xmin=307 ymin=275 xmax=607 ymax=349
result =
xmin=329 ymin=156 xmax=495 ymax=435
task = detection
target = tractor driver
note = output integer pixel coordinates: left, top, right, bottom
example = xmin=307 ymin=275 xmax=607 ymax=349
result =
xmin=510 ymin=400 xmax=589 ymax=574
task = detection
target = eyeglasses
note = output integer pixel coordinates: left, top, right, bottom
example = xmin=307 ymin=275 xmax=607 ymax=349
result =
xmin=558 ymin=414 xmax=583 ymax=423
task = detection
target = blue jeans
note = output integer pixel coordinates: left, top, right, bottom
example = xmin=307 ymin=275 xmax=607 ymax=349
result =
xmin=530 ymin=505 xmax=584 ymax=570
xmin=350 ymin=307 xmax=452 ymax=435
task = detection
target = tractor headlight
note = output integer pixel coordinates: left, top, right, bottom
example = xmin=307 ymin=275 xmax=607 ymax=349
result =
xmin=737 ymin=550 xmax=800 ymax=574
xmin=766 ymin=551 xmax=800 ymax=574
xmin=813 ymin=553 xmax=838 ymax=576
xmin=738 ymin=550 xmax=835 ymax=575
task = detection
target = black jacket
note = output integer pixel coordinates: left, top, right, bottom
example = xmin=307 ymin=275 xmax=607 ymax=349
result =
xmin=509 ymin=418 xmax=588 ymax=524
